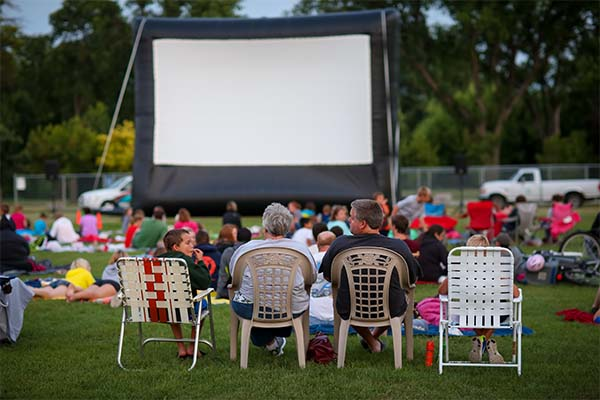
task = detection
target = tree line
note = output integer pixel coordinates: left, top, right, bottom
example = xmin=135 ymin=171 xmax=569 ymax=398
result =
xmin=0 ymin=0 xmax=598 ymax=196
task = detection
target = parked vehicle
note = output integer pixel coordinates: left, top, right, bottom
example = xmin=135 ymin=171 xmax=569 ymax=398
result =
xmin=480 ymin=168 xmax=600 ymax=208
xmin=78 ymin=175 xmax=132 ymax=211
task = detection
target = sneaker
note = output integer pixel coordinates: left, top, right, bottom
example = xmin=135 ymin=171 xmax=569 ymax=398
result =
xmin=110 ymin=293 xmax=122 ymax=308
xmin=486 ymin=339 xmax=505 ymax=363
xmin=266 ymin=337 xmax=286 ymax=356
xmin=468 ymin=337 xmax=483 ymax=363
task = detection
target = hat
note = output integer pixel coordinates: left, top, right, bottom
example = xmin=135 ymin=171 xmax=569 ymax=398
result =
xmin=526 ymin=254 xmax=545 ymax=272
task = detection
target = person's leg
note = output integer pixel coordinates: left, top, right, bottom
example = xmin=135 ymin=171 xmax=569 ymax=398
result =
xmin=474 ymin=328 xmax=494 ymax=340
xmin=69 ymin=284 xmax=116 ymax=302
xmin=592 ymin=286 xmax=600 ymax=312
xmin=353 ymin=326 xmax=384 ymax=353
xmin=170 ymin=323 xmax=187 ymax=357
xmin=33 ymin=285 xmax=68 ymax=299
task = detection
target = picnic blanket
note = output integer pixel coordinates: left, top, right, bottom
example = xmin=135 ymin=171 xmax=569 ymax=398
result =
xmin=309 ymin=317 xmax=534 ymax=336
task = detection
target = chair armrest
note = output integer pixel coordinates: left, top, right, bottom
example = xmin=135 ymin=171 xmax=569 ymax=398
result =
xmin=513 ymin=288 xmax=523 ymax=303
xmin=439 ymin=294 xmax=448 ymax=303
xmin=193 ymin=288 xmax=214 ymax=302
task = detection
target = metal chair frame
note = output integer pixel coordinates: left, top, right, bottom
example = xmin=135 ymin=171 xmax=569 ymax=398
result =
xmin=439 ymin=247 xmax=522 ymax=375
xmin=116 ymin=257 xmax=215 ymax=371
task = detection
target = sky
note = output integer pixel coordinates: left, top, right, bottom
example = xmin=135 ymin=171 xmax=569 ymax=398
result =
xmin=7 ymin=0 xmax=453 ymax=35
xmin=6 ymin=0 xmax=299 ymax=35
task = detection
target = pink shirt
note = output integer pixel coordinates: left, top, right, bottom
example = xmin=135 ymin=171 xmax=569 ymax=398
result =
xmin=174 ymin=220 xmax=199 ymax=234
xmin=11 ymin=212 xmax=26 ymax=230
xmin=80 ymin=214 xmax=99 ymax=237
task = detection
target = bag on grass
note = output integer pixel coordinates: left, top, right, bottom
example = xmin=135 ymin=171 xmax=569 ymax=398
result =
xmin=307 ymin=331 xmax=336 ymax=364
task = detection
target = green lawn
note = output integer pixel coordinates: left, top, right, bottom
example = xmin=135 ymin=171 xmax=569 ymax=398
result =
xmin=2 ymin=256 xmax=599 ymax=399
xmin=1 ymin=204 xmax=599 ymax=399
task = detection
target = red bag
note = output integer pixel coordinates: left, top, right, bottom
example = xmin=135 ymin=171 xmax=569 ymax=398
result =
xmin=307 ymin=331 xmax=336 ymax=364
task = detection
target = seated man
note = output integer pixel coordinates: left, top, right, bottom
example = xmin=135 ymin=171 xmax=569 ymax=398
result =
xmin=320 ymin=199 xmax=420 ymax=353
xmin=132 ymin=206 xmax=168 ymax=249
xmin=230 ymin=202 xmax=317 ymax=356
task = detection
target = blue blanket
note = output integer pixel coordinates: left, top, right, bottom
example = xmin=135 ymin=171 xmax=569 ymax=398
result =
xmin=310 ymin=318 xmax=534 ymax=336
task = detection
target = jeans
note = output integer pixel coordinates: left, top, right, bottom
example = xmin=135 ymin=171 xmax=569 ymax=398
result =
xmin=231 ymin=301 xmax=304 ymax=347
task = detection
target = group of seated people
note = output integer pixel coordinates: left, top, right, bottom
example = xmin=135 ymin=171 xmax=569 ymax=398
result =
xmin=2 ymin=192 xmax=585 ymax=365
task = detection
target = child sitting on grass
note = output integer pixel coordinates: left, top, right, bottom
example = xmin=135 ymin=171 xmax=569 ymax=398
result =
xmin=438 ymin=234 xmax=520 ymax=364
xmin=158 ymin=229 xmax=211 ymax=359
xmin=32 ymin=258 xmax=95 ymax=299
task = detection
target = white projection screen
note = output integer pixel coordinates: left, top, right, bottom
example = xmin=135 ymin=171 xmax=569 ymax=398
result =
xmin=133 ymin=11 xmax=400 ymax=214
xmin=153 ymin=36 xmax=372 ymax=166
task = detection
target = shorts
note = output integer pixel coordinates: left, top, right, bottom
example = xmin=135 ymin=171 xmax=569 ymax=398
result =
xmin=94 ymin=279 xmax=120 ymax=292
xmin=49 ymin=279 xmax=70 ymax=289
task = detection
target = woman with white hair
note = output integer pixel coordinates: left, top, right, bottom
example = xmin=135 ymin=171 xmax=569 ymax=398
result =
xmin=229 ymin=202 xmax=317 ymax=356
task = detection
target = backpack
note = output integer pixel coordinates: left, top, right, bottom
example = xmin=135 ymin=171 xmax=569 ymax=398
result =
xmin=307 ymin=331 xmax=336 ymax=364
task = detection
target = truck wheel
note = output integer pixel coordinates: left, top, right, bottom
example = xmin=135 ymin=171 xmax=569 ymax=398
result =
xmin=565 ymin=192 xmax=584 ymax=208
xmin=490 ymin=194 xmax=506 ymax=209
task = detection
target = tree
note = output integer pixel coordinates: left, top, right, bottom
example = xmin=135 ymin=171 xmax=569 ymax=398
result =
xmin=48 ymin=0 xmax=132 ymax=119
xmin=96 ymin=120 xmax=135 ymax=172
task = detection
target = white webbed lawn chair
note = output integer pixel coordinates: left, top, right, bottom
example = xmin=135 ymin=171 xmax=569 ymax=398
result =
xmin=116 ymin=257 xmax=215 ymax=371
xmin=439 ymin=246 xmax=523 ymax=375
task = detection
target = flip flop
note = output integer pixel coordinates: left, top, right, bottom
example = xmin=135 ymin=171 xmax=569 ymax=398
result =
xmin=177 ymin=353 xmax=188 ymax=359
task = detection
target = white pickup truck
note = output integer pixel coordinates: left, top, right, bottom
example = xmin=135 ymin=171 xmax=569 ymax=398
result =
xmin=479 ymin=167 xmax=600 ymax=208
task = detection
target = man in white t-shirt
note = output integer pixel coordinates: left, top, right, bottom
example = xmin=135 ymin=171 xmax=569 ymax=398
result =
xmin=48 ymin=213 xmax=80 ymax=243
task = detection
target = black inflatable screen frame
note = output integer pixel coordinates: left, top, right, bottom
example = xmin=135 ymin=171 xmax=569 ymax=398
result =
xmin=133 ymin=10 xmax=399 ymax=215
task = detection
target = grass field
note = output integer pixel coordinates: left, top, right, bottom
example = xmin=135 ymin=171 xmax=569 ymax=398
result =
xmin=1 ymin=203 xmax=599 ymax=399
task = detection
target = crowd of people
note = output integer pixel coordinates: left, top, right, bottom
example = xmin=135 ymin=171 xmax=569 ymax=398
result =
xmin=1 ymin=191 xmax=596 ymax=363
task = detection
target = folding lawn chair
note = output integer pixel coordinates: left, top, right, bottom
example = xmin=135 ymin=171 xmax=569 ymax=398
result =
xmin=331 ymin=247 xmax=415 ymax=369
xmin=466 ymin=201 xmax=494 ymax=237
xmin=116 ymin=257 xmax=215 ymax=371
xmin=439 ymin=246 xmax=522 ymax=375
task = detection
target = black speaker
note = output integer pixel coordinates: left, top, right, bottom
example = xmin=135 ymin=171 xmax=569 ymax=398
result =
xmin=454 ymin=154 xmax=467 ymax=175
xmin=45 ymin=160 xmax=60 ymax=181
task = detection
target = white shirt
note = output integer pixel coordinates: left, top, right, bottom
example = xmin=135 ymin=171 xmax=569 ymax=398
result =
xmin=291 ymin=227 xmax=314 ymax=247
xmin=49 ymin=217 xmax=80 ymax=243
xmin=230 ymin=238 xmax=317 ymax=314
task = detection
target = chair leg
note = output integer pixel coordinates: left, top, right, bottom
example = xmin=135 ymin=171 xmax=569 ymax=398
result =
xmin=188 ymin=319 xmax=202 ymax=371
xmin=206 ymin=296 xmax=216 ymax=352
xmin=240 ymin=320 xmax=252 ymax=369
xmin=230 ymin=307 xmax=239 ymax=361
xmin=117 ymin=309 xmax=127 ymax=370
xmin=405 ymin=292 xmax=414 ymax=361
xmin=292 ymin=317 xmax=306 ymax=368
xmin=302 ymin=312 xmax=310 ymax=358
xmin=390 ymin=319 xmax=403 ymax=369
xmin=337 ymin=320 xmax=349 ymax=368
xmin=333 ymin=312 xmax=340 ymax=350
xmin=438 ymin=323 xmax=444 ymax=374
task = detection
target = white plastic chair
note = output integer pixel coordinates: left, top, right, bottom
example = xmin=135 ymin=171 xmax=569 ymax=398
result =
xmin=331 ymin=247 xmax=415 ymax=369
xmin=439 ymin=246 xmax=522 ymax=375
xmin=228 ymin=247 xmax=315 ymax=369
xmin=116 ymin=257 xmax=215 ymax=371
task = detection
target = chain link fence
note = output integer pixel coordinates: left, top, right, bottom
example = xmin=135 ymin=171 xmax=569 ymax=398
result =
xmin=11 ymin=164 xmax=599 ymax=207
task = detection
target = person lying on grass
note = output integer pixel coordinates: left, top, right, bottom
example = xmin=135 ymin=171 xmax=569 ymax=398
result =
xmin=158 ymin=229 xmax=211 ymax=359
xmin=438 ymin=234 xmax=520 ymax=364
xmin=31 ymin=258 xmax=95 ymax=299
xmin=66 ymin=250 xmax=126 ymax=302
